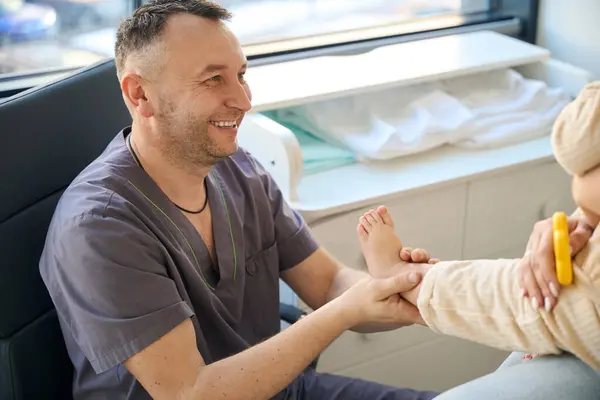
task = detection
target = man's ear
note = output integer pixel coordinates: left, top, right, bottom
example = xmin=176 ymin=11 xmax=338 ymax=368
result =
xmin=121 ymin=73 xmax=154 ymax=118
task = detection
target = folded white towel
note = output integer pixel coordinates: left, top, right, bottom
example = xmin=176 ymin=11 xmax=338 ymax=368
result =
xmin=269 ymin=69 xmax=570 ymax=160
xmin=443 ymin=69 xmax=570 ymax=148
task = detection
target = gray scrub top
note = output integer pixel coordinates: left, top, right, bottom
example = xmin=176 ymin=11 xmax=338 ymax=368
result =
xmin=39 ymin=127 xmax=319 ymax=399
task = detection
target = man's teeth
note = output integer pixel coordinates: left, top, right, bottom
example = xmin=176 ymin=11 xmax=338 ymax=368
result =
xmin=211 ymin=121 xmax=237 ymax=128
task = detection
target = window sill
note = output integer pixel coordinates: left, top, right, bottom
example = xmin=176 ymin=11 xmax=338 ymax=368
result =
xmin=247 ymin=12 xmax=521 ymax=66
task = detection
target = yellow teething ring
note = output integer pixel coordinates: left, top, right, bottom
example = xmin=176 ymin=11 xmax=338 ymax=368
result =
xmin=553 ymin=212 xmax=573 ymax=286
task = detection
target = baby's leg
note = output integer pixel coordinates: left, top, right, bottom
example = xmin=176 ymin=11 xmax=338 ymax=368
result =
xmin=357 ymin=206 xmax=429 ymax=304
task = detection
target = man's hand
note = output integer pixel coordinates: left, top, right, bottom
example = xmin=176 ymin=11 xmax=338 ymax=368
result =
xmin=396 ymin=262 xmax=431 ymax=313
xmin=519 ymin=213 xmax=594 ymax=310
xmin=336 ymin=269 xmax=425 ymax=328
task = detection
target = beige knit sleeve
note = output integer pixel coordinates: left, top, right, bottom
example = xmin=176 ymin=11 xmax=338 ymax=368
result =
xmin=416 ymin=245 xmax=600 ymax=370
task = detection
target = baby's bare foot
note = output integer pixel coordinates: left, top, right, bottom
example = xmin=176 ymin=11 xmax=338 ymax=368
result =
xmin=357 ymin=206 xmax=403 ymax=277
xmin=358 ymin=207 xmax=430 ymax=307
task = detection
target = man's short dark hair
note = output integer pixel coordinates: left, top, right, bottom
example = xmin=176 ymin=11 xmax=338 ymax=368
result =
xmin=115 ymin=0 xmax=232 ymax=78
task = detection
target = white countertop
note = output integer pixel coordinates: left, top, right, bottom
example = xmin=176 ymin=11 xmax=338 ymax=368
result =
xmin=293 ymin=135 xmax=555 ymax=222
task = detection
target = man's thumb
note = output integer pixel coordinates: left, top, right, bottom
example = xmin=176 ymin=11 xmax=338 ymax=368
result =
xmin=380 ymin=271 xmax=421 ymax=297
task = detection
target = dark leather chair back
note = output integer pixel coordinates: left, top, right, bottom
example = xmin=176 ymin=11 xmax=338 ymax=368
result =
xmin=0 ymin=59 xmax=131 ymax=400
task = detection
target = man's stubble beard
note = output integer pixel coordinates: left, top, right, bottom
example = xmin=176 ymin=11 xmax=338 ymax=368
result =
xmin=157 ymin=106 xmax=238 ymax=175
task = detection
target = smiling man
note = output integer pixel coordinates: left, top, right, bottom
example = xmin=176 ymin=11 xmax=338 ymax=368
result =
xmin=38 ymin=1 xmax=439 ymax=399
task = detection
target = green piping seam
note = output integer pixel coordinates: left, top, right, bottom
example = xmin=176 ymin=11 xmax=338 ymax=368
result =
xmin=127 ymin=180 xmax=216 ymax=291
xmin=211 ymin=171 xmax=238 ymax=280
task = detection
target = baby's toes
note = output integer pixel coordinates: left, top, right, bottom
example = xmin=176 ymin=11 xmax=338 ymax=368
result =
xmin=359 ymin=216 xmax=371 ymax=232
xmin=357 ymin=223 xmax=368 ymax=238
xmin=377 ymin=205 xmax=394 ymax=227
xmin=364 ymin=211 xmax=378 ymax=226
xmin=369 ymin=209 xmax=383 ymax=223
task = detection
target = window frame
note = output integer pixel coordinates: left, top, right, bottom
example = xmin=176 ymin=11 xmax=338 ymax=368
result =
xmin=0 ymin=0 xmax=539 ymax=98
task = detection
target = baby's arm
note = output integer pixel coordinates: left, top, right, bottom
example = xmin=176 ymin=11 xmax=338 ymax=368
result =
xmin=416 ymin=256 xmax=600 ymax=370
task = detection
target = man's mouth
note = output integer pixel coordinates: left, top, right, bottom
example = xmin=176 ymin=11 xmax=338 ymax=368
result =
xmin=209 ymin=120 xmax=238 ymax=129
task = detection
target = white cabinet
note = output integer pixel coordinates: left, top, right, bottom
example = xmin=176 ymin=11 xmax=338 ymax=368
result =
xmin=310 ymin=184 xmax=467 ymax=270
xmin=315 ymin=325 xmax=441 ymax=375
xmin=333 ymin=336 xmax=509 ymax=393
xmin=463 ymin=161 xmax=575 ymax=259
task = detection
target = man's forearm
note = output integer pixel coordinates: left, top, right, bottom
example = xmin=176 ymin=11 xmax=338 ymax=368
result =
xmin=326 ymin=266 xmax=369 ymax=302
xmin=190 ymin=300 xmax=350 ymax=400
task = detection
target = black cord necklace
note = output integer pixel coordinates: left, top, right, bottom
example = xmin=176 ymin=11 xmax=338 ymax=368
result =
xmin=127 ymin=134 xmax=209 ymax=214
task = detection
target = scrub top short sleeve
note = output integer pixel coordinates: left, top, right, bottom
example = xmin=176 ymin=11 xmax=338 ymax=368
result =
xmin=46 ymin=209 xmax=194 ymax=374
xmin=243 ymin=150 xmax=319 ymax=272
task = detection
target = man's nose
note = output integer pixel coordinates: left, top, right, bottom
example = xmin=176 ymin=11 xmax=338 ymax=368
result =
xmin=225 ymin=82 xmax=252 ymax=112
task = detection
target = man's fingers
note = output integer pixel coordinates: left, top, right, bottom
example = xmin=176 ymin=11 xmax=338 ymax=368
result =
xmin=393 ymin=298 xmax=423 ymax=325
xmin=388 ymin=293 xmax=401 ymax=304
xmin=378 ymin=271 xmax=422 ymax=297
xmin=413 ymin=313 xmax=426 ymax=326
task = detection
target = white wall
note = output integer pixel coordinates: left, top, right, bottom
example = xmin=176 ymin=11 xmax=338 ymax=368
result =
xmin=537 ymin=0 xmax=600 ymax=78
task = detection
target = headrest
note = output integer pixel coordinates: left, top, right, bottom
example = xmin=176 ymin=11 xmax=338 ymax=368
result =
xmin=0 ymin=59 xmax=131 ymax=223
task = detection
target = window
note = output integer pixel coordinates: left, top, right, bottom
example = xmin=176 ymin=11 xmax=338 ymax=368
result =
xmin=0 ymin=0 xmax=537 ymax=94
xmin=229 ymin=0 xmax=490 ymax=46
xmin=0 ymin=0 xmax=131 ymax=77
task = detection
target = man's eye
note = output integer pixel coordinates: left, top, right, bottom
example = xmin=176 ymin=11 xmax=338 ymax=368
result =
xmin=238 ymin=73 xmax=246 ymax=81
xmin=209 ymin=75 xmax=222 ymax=82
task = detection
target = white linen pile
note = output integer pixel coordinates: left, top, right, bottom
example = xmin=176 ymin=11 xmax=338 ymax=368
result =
xmin=266 ymin=69 xmax=571 ymax=161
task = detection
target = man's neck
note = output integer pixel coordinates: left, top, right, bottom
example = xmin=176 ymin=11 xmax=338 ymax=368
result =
xmin=129 ymin=126 xmax=211 ymax=213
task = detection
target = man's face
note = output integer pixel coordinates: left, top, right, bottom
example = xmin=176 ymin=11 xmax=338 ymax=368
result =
xmin=150 ymin=14 xmax=252 ymax=168
xmin=572 ymin=166 xmax=600 ymax=228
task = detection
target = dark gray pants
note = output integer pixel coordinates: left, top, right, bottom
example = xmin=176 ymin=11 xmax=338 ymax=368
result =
xmin=279 ymin=369 xmax=438 ymax=400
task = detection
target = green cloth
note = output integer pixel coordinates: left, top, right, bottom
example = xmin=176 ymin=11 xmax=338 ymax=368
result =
xmin=261 ymin=111 xmax=356 ymax=175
